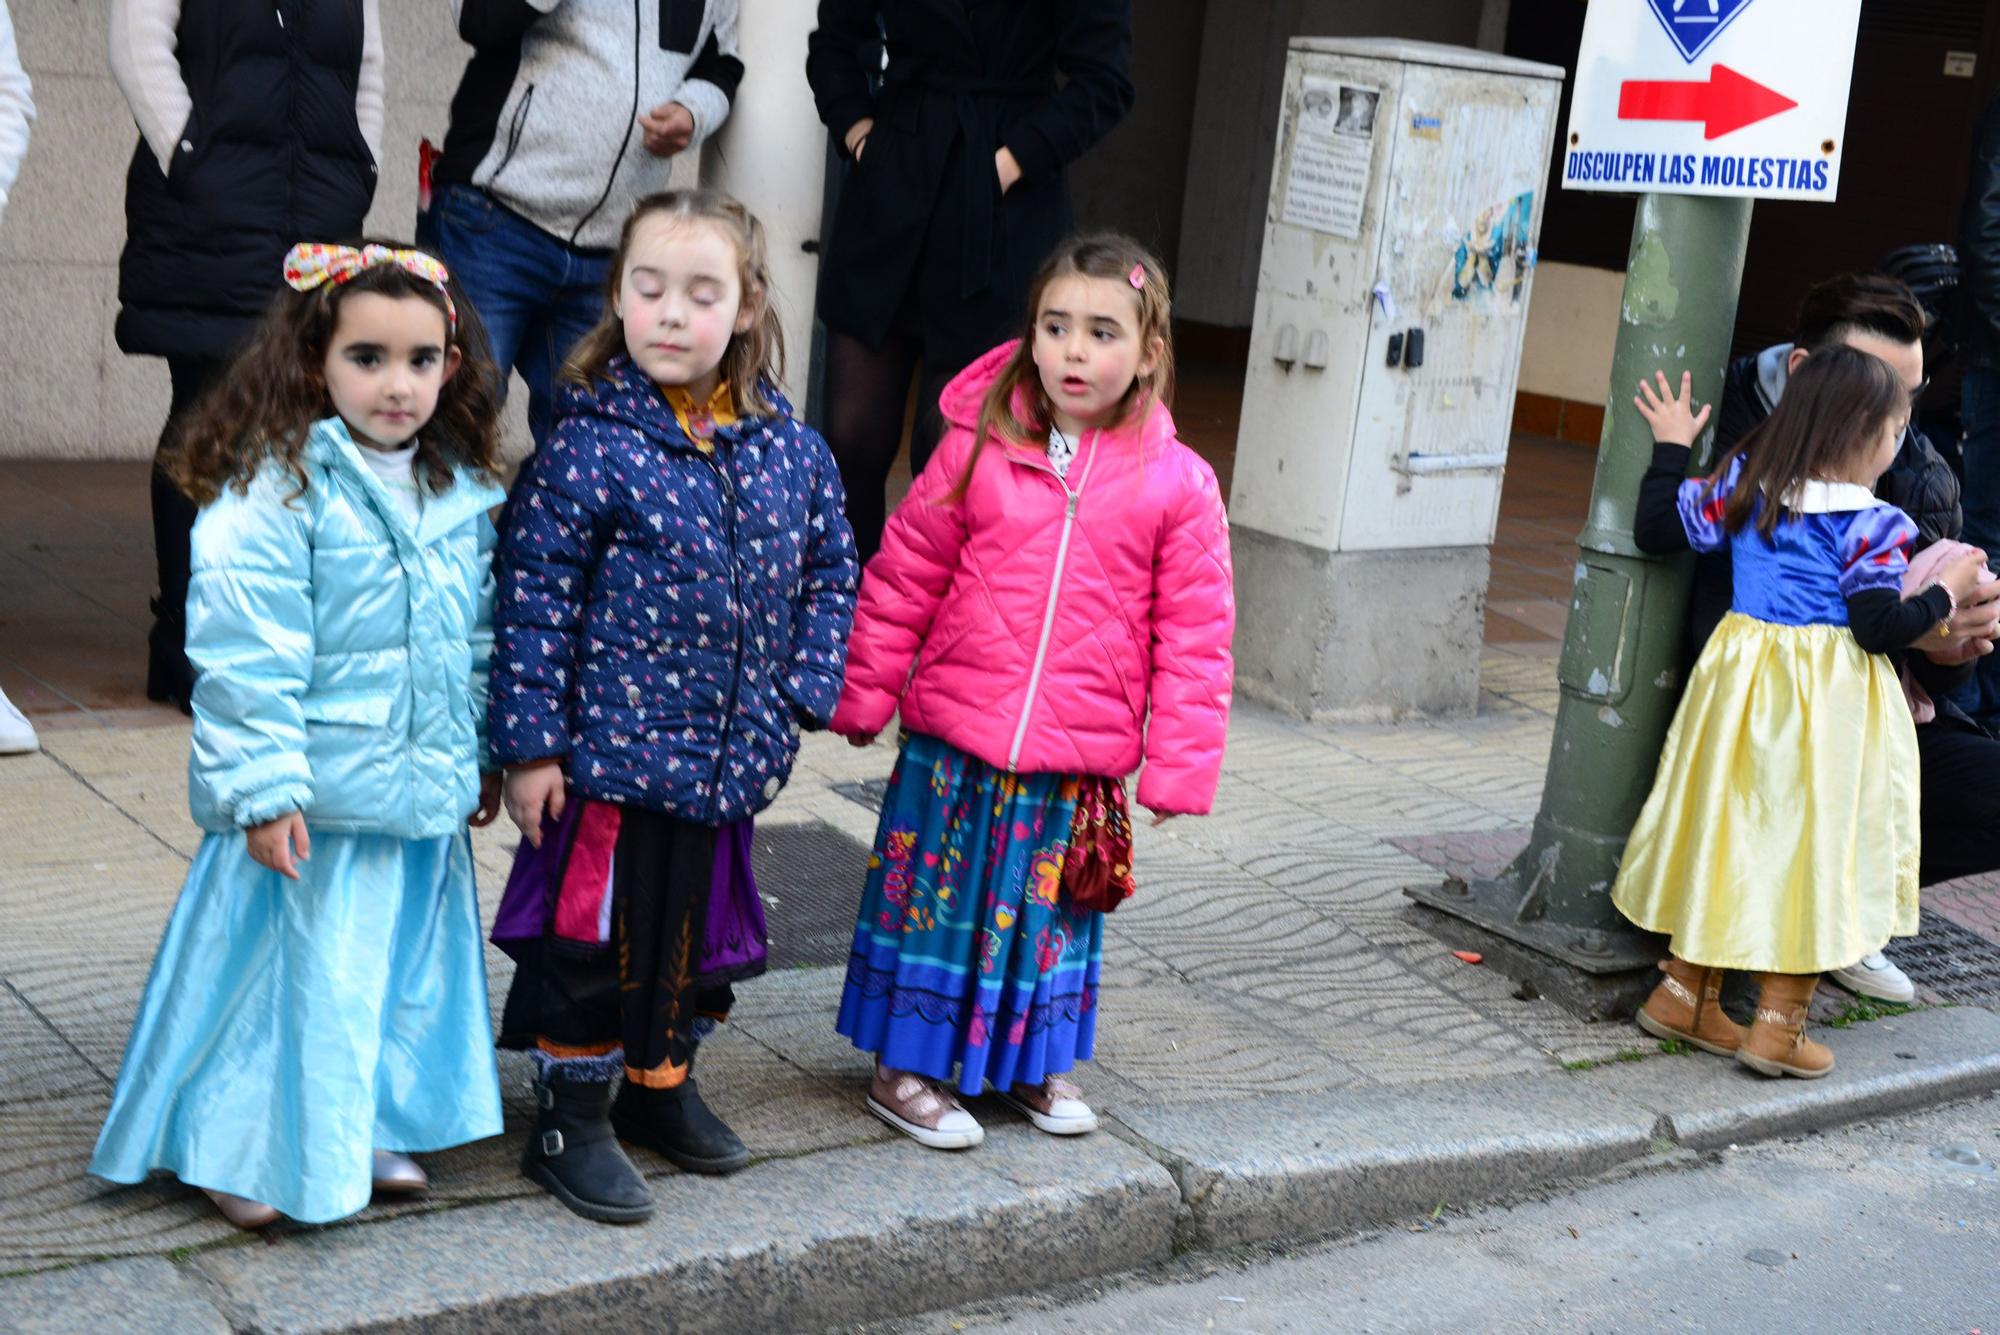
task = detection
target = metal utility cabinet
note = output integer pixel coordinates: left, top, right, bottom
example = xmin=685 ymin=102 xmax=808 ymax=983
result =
xmin=1229 ymin=39 xmax=1563 ymax=720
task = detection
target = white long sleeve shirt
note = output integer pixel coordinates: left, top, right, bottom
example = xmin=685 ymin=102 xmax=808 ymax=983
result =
xmin=0 ymin=1 xmax=34 ymax=221
xmin=107 ymin=0 xmax=383 ymax=175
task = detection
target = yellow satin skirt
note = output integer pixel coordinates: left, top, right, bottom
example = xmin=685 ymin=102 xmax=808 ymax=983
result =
xmin=1611 ymin=612 xmax=1920 ymax=974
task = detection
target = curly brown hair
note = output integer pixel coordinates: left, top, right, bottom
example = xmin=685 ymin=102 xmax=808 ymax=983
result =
xmin=166 ymin=240 xmax=504 ymax=506
xmin=562 ymin=190 xmax=786 ymax=418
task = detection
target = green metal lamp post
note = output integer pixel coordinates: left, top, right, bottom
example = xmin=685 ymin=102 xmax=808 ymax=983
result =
xmin=1407 ymin=192 xmax=1754 ymax=1012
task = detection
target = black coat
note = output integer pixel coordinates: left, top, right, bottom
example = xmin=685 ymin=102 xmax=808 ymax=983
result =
xmin=1686 ymin=348 xmax=1967 ymax=665
xmin=1959 ymin=95 xmax=2000 ymax=369
xmin=806 ymin=0 xmax=1134 ymax=372
xmin=117 ymin=0 xmax=377 ymax=360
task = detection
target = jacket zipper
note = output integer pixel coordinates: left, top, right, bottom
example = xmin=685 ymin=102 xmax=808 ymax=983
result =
xmin=704 ymin=444 xmax=747 ymax=819
xmin=571 ymin=0 xmax=643 ymax=245
xmin=1006 ymin=430 xmax=1099 ymax=771
xmin=490 ymin=83 xmax=536 ymax=182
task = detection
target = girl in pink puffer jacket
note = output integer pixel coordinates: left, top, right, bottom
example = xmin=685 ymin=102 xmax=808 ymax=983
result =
xmin=829 ymin=234 xmax=1234 ymax=1150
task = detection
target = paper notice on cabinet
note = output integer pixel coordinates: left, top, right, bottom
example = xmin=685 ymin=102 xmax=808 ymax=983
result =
xmin=1282 ymin=79 xmax=1378 ymax=239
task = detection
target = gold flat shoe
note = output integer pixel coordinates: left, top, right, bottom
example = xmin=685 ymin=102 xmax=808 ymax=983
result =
xmin=202 ymin=1187 xmax=280 ymax=1230
xmin=371 ymin=1149 xmax=429 ymax=1195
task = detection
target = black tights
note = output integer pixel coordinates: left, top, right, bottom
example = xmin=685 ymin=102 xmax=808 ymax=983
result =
xmin=822 ymin=330 xmax=955 ymax=567
xmin=147 ymin=356 xmax=224 ymax=701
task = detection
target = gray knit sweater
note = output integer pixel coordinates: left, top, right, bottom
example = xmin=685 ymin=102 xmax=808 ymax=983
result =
xmin=440 ymin=0 xmax=742 ymax=249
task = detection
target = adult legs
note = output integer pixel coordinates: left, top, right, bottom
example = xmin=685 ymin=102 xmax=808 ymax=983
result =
xmin=908 ymin=360 xmax=957 ymax=481
xmin=147 ymin=355 xmax=225 ymax=712
xmin=1954 ymin=366 xmax=2000 ymax=725
xmin=513 ymin=246 xmax=610 ymax=449
xmin=1823 ymin=714 xmax=2000 ymax=1008
xmin=1916 ymin=714 xmax=2000 ymax=885
xmin=823 ymin=328 xmax=921 ymax=567
xmin=423 ymin=184 xmax=587 ymax=450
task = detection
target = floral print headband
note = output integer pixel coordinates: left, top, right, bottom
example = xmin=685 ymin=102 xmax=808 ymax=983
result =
xmin=282 ymin=243 xmax=458 ymax=333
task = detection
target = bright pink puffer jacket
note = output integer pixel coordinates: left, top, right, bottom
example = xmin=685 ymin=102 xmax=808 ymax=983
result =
xmin=830 ymin=342 xmax=1235 ymax=815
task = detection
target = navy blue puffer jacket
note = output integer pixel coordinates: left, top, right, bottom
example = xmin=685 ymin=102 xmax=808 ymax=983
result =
xmin=489 ymin=358 xmax=858 ymax=823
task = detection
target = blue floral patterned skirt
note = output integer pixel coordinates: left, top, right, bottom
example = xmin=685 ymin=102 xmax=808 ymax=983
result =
xmin=836 ymin=733 xmax=1104 ymax=1096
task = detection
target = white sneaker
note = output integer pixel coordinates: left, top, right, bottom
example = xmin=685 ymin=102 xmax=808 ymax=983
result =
xmin=999 ymin=1074 xmax=1099 ymax=1136
xmin=1827 ymin=951 xmax=1916 ymax=1004
xmin=867 ymin=1067 xmax=985 ymax=1150
xmin=0 ymin=687 xmax=38 ymax=755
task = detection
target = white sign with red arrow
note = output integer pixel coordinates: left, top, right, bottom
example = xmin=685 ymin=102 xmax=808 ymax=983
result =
xmin=1562 ymin=0 xmax=1862 ymax=201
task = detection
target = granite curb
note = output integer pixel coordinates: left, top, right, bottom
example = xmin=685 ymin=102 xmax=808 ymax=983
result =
xmin=1107 ymin=1004 xmax=2000 ymax=1253
xmin=7 ymin=1007 xmax=1999 ymax=1334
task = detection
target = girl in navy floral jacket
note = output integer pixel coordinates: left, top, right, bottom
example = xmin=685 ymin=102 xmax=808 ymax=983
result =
xmin=489 ymin=190 xmax=857 ymax=1223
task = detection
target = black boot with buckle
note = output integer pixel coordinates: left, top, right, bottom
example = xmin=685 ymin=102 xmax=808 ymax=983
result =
xmin=611 ymin=1056 xmax=751 ymax=1176
xmin=521 ymin=1075 xmax=654 ymax=1224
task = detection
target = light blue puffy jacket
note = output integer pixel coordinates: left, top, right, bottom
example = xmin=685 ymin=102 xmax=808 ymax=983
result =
xmin=185 ymin=417 xmax=507 ymax=837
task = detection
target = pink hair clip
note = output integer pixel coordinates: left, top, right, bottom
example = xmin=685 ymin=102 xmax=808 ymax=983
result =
xmin=1128 ymin=263 xmax=1146 ymax=290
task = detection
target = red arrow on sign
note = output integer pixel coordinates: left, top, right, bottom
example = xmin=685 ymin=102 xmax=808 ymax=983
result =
xmin=1617 ymin=64 xmax=1798 ymax=140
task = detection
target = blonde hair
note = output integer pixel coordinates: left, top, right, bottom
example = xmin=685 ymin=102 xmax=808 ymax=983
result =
xmin=562 ymin=189 xmax=786 ymax=418
xmin=950 ymin=233 xmax=1175 ymax=502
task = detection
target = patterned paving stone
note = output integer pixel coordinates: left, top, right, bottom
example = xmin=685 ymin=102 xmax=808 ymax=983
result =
xmin=24 ymin=643 xmax=1985 ymax=1270
xmin=1927 ymin=871 xmax=2000 ymax=941
xmin=1390 ymin=827 xmax=1534 ymax=884
xmin=0 ymin=987 xmax=109 ymax=1109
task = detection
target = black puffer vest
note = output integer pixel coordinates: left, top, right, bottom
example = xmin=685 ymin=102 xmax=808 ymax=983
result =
xmin=116 ymin=0 xmax=376 ymax=360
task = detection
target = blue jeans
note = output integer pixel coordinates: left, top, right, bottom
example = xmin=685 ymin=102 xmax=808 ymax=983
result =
xmin=418 ymin=185 xmax=610 ymax=448
xmin=1956 ymin=364 xmax=2000 ymax=727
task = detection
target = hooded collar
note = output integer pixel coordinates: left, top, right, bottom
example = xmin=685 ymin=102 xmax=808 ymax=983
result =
xmin=307 ymin=417 xmax=506 ymax=546
xmin=1754 ymin=342 xmax=1795 ymax=416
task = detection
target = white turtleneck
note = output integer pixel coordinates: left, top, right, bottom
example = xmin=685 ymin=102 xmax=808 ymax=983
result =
xmin=358 ymin=442 xmax=423 ymax=526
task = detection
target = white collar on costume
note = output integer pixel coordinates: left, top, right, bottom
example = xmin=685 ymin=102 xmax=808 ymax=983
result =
xmin=1777 ymin=478 xmax=1882 ymax=513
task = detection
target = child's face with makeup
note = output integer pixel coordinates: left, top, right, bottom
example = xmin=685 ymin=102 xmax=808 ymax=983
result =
xmin=615 ymin=214 xmax=755 ymax=401
xmin=321 ymin=291 xmax=459 ymax=450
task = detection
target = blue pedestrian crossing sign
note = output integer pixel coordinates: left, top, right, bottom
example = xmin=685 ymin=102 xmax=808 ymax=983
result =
xmin=1647 ymin=0 xmax=1756 ymax=63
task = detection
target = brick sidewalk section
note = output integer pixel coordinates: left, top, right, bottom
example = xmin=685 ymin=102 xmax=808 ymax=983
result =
xmin=6 ymin=644 xmax=2000 ymax=1288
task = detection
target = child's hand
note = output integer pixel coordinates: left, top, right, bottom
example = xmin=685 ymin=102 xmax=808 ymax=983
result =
xmin=504 ymin=761 xmax=567 ymax=848
xmin=1937 ymin=547 xmax=1989 ymax=608
xmin=1143 ymin=806 xmax=1176 ymax=828
xmin=247 ymin=811 xmax=310 ymax=881
xmin=845 ymin=731 xmax=879 ymax=749
xmin=470 ymin=771 xmax=503 ymax=828
xmin=1633 ymin=370 xmax=1712 ymax=446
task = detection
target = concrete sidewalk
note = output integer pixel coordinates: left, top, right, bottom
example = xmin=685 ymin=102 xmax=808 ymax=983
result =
xmin=6 ymin=651 xmax=2000 ymax=1332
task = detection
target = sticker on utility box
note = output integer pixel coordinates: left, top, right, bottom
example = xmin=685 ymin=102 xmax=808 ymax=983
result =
xmin=1562 ymin=0 xmax=1861 ymax=202
xmin=1282 ymin=78 xmax=1378 ymax=239
xmin=1453 ymin=191 xmax=1535 ymax=302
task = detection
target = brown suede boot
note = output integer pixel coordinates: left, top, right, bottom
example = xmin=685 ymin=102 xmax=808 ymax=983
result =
xmin=1635 ymin=957 xmax=1747 ymax=1056
xmin=1736 ymin=973 xmax=1834 ymax=1079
